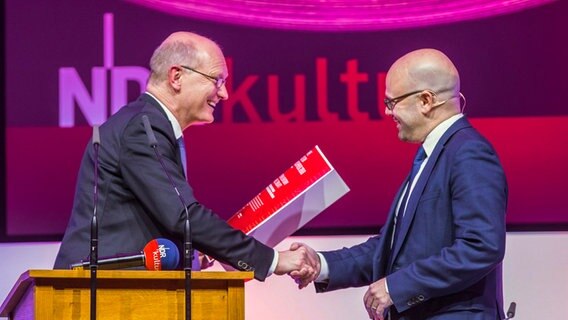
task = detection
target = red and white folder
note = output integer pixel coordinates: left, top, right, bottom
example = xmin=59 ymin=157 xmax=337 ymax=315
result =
xmin=227 ymin=145 xmax=350 ymax=248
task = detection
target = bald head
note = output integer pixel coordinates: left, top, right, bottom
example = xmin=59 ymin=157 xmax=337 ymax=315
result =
xmin=147 ymin=31 xmax=223 ymax=86
xmin=163 ymin=31 xmax=222 ymax=55
xmin=387 ymin=48 xmax=460 ymax=102
xmin=385 ymin=49 xmax=463 ymax=143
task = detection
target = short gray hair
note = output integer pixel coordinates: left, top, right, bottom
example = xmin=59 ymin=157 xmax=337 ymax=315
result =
xmin=148 ymin=40 xmax=200 ymax=85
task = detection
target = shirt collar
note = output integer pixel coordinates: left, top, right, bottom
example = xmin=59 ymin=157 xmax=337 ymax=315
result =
xmin=422 ymin=113 xmax=463 ymax=157
xmin=145 ymin=92 xmax=183 ymax=139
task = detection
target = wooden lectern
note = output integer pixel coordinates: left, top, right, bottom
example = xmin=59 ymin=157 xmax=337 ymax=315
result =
xmin=0 ymin=269 xmax=253 ymax=319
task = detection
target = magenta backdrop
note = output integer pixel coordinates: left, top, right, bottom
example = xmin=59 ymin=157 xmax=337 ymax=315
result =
xmin=3 ymin=0 xmax=568 ymax=238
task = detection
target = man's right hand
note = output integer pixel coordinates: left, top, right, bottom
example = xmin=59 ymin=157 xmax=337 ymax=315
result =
xmin=288 ymin=242 xmax=321 ymax=289
xmin=274 ymin=246 xmax=315 ymax=279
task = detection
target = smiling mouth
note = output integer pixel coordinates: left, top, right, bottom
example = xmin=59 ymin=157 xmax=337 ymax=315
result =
xmin=207 ymin=101 xmax=217 ymax=109
xmin=393 ymin=118 xmax=401 ymax=129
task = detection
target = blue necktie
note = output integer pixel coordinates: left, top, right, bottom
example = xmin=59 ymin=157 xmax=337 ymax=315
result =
xmin=177 ymin=137 xmax=201 ymax=270
xmin=177 ymin=137 xmax=188 ymax=178
xmin=391 ymin=146 xmax=427 ymax=250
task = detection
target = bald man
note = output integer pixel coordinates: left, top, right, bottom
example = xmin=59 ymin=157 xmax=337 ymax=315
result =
xmin=55 ymin=32 xmax=313 ymax=281
xmin=291 ymin=49 xmax=507 ymax=320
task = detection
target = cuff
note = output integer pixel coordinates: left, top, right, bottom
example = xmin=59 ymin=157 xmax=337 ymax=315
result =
xmin=266 ymin=249 xmax=279 ymax=277
xmin=315 ymin=252 xmax=330 ymax=282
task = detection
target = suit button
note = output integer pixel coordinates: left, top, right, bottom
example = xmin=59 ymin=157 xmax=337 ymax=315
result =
xmin=417 ymin=295 xmax=425 ymax=301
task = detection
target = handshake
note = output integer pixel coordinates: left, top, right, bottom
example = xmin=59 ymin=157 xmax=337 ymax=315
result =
xmin=274 ymin=242 xmax=321 ymax=289
xmin=273 ymin=242 xmax=394 ymax=320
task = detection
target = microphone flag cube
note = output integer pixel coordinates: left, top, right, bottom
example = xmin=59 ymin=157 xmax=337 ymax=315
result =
xmin=144 ymin=238 xmax=180 ymax=270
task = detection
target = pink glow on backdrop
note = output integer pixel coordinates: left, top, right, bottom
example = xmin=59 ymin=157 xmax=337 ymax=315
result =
xmin=125 ymin=0 xmax=555 ymax=31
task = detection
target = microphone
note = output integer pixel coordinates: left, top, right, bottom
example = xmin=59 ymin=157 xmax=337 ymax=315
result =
xmin=71 ymin=238 xmax=180 ymax=271
xmin=505 ymin=302 xmax=516 ymax=319
xmin=142 ymin=114 xmax=194 ymax=320
xmin=142 ymin=115 xmax=158 ymax=147
xmin=141 ymin=115 xmax=195 ymax=268
xmin=90 ymin=125 xmax=101 ymax=320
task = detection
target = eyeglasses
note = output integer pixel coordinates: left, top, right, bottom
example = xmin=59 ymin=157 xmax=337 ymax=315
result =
xmin=180 ymin=65 xmax=226 ymax=89
xmin=384 ymin=90 xmax=427 ymax=111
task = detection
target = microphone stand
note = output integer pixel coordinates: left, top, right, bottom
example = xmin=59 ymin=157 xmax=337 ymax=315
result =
xmin=183 ymin=208 xmax=192 ymax=320
xmin=142 ymin=115 xmax=194 ymax=320
xmin=90 ymin=126 xmax=101 ymax=320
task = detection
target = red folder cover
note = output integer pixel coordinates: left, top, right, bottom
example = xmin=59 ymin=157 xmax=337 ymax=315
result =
xmin=227 ymin=145 xmax=350 ymax=248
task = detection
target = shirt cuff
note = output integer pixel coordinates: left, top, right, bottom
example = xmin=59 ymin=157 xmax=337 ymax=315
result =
xmin=385 ymin=277 xmax=390 ymax=294
xmin=267 ymin=249 xmax=279 ymax=276
xmin=315 ymin=252 xmax=330 ymax=282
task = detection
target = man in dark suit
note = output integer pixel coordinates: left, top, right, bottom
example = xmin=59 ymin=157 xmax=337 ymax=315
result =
xmin=291 ymin=49 xmax=508 ymax=319
xmin=54 ymin=31 xmax=313 ymax=281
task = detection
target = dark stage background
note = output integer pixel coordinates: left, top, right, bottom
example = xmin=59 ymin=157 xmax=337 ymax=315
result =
xmin=2 ymin=0 xmax=568 ymax=241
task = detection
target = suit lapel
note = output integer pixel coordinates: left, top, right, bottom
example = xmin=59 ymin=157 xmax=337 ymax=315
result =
xmin=389 ymin=117 xmax=472 ymax=266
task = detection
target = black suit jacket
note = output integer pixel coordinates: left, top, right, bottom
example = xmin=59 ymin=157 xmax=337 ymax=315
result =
xmin=54 ymin=94 xmax=274 ymax=280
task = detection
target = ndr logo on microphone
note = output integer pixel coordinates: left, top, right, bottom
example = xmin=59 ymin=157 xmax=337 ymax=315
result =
xmin=150 ymin=244 xmax=172 ymax=269
xmin=146 ymin=239 xmax=179 ymax=271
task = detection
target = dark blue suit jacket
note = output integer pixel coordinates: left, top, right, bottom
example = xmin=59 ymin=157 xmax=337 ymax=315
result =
xmin=54 ymin=94 xmax=274 ymax=280
xmin=317 ymin=117 xmax=507 ymax=319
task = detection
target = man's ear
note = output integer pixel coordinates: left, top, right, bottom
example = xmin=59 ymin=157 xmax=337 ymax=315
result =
xmin=418 ymin=91 xmax=435 ymax=114
xmin=168 ymin=66 xmax=183 ymax=91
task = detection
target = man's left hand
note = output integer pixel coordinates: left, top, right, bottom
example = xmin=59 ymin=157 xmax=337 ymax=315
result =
xmin=363 ymin=278 xmax=393 ymax=320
